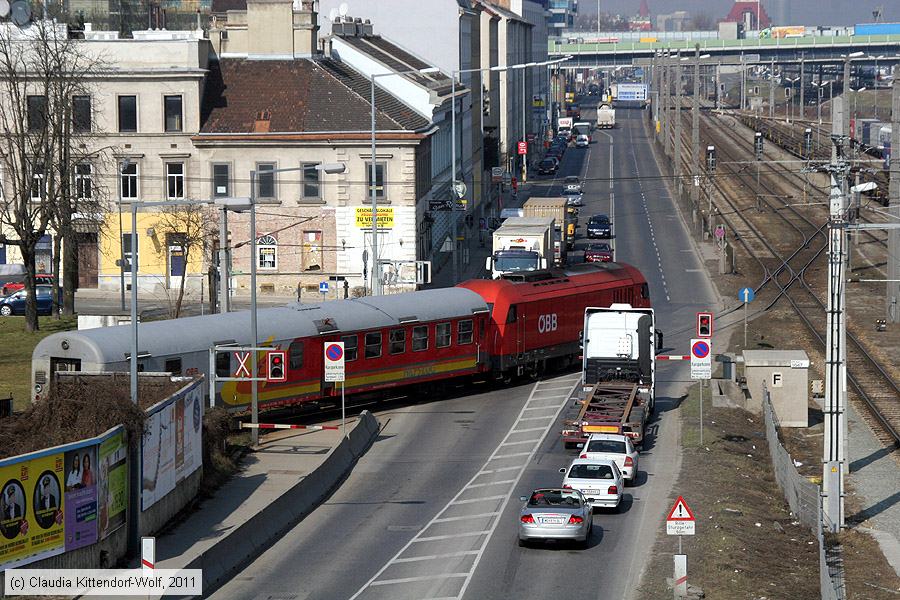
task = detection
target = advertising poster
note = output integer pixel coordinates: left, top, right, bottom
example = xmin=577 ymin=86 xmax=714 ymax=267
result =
xmin=0 ymin=452 xmax=65 ymax=569
xmin=97 ymin=431 xmax=127 ymax=540
xmin=63 ymin=445 xmax=98 ymax=551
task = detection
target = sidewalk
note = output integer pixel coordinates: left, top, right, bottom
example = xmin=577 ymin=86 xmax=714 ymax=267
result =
xmin=139 ymin=412 xmax=379 ymax=595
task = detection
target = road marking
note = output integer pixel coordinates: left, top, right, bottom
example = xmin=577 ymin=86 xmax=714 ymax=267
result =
xmin=349 ymin=374 xmax=578 ymax=600
xmin=393 ymin=551 xmax=480 ymax=564
xmin=500 ymin=438 xmax=543 ymax=446
xmin=452 ymin=495 xmax=506 ymax=505
xmin=514 ymin=416 xmax=555 ymax=423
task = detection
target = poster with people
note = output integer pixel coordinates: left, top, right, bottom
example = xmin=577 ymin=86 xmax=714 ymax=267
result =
xmin=142 ymin=381 xmax=203 ymax=510
xmin=97 ymin=430 xmax=127 ymax=540
xmin=63 ymin=445 xmax=98 ymax=551
xmin=0 ymin=451 xmax=66 ymax=569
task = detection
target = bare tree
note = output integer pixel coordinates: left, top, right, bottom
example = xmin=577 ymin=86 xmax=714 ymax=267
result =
xmin=155 ymin=204 xmax=216 ymax=319
xmin=0 ymin=21 xmax=106 ymax=331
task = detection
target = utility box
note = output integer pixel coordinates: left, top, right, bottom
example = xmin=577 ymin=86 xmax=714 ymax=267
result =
xmin=742 ymin=350 xmax=810 ymax=427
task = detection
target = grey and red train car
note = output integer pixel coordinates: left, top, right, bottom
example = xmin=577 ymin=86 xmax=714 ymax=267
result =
xmin=32 ymin=263 xmax=650 ymax=412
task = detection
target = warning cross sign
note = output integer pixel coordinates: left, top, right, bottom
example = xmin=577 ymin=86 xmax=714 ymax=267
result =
xmin=666 ymin=496 xmax=695 ymax=536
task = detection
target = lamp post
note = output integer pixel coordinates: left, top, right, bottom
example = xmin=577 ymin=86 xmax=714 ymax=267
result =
xmin=369 ymin=67 xmax=439 ymax=296
xmin=873 ymin=55 xmax=885 ymax=118
xmin=118 ymin=158 xmax=131 ymax=312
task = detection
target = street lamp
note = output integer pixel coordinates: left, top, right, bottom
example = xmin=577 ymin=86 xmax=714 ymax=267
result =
xmin=370 ymin=67 xmax=439 ymax=296
xmin=117 ymin=158 xmax=131 ymax=312
xmin=818 ymin=80 xmax=834 ymax=124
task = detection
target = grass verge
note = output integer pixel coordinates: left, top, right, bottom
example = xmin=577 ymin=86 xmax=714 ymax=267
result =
xmin=0 ymin=316 xmax=77 ymax=411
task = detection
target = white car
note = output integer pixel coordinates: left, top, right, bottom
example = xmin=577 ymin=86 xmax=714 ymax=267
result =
xmin=579 ymin=433 xmax=640 ymax=485
xmin=575 ymin=134 xmax=590 ymax=148
xmin=560 ymin=458 xmax=623 ymax=512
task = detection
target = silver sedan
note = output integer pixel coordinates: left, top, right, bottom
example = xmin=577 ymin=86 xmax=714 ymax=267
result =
xmin=517 ymin=488 xmax=593 ymax=548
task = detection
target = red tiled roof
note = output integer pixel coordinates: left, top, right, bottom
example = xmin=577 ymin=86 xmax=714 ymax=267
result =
xmin=723 ymin=1 xmax=771 ymax=29
xmin=199 ymin=58 xmax=430 ymax=135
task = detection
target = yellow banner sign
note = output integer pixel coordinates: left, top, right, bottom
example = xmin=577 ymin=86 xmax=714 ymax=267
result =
xmin=355 ymin=207 xmax=394 ymax=229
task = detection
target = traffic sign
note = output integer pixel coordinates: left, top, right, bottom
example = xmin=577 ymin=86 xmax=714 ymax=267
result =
xmin=666 ymin=496 xmax=696 ymax=535
xmin=690 ymin=339 xmax=712 ymax=380
xmin=491 ymin=167 xmax=504 ymax=183
xmin=517 ymin=141 xmax=528 ymax=155
xmin=739 ymin=287 xmax=755 ymax=303
xmin=324 ymin=342 xmax=345 ymax=382
xmin=319 ymin=281 xmax=329 ymax=295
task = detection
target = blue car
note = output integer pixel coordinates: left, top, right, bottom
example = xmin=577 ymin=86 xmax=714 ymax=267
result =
xmin=0 ymin=286 xmax=60 ymax=316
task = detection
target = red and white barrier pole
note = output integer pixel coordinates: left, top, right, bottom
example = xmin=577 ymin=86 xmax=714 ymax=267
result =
xmin=240 ymin=423 xmax=340 ymax=431
xmin=141 ymin=536 xmax=154 ymax=571
xmin=656 ymin=355 xmax=690 ymax=361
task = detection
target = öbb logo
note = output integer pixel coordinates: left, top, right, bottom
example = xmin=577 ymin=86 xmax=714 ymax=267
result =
xmin=538 ymin=313 xmax=558 ymax=333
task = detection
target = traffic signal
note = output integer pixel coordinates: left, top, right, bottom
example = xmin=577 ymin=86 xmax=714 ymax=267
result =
xmin=697 ymin=312 xmax=713 ymax=338
xmin=754 ymin=132 xmax=763 ymax=160
xmin=267 ymin=351 xmax=286 ymax=382
xmin=706 ymin=146 xmax=716 ymax=173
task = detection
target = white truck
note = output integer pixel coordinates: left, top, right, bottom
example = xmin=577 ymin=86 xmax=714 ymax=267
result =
xmin=485 ymin=217 xmax=554 ymax=279
xmin=561 ymin=304 xmax=659 ymax=449
xmin=596 ymin=103 xmax=616 ymax=128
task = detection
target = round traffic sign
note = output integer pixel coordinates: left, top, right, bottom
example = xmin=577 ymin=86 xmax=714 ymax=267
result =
xmin=325 ymin=344 xmax=343 ymax=361
xmin=691 ymin=340 xmax=710 ymax=359
xmin=738 ymin=287 xmax=755 ymax=303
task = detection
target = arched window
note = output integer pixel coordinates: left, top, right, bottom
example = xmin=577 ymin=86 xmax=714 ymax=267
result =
xmin=257 ymin=235 xmax=277 ymax=270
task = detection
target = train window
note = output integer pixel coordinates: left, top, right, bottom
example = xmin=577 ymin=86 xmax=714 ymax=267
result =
xmin=389 ymin=329 xmax=406 ymax=354
xmin=215 ymin=352 xmax=230 ymax=377
xmin=506 ymin=305 xmax=518 ymax=324
xmin=412 ymin=325 xmax=428 ymax=351
xmin=164 ymin=358 xmax=182 ymax=376
xmin=458 ymin=320 xmax=474 ymax=345
xmin=641 ymin=283 xmax=650 ymax=299
xmin=289 ymin=341 xmax=304 ymax=370
xmin=365 ymin=332 xmax=382 ymax=359
xmin=342 ymin=335 xmax=358 ymax=361
xmin=436 ymin=323 xmax=451 ymax=348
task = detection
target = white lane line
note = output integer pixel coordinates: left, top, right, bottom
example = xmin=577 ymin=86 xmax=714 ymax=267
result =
xmin=515 ymin=416 xmax=555 ymax=423
xmin=464 ymin=479 xmax=515 ymax=489
xmin=499 ymin=438 xmax=543 ymax=446
xmin=349 ymin=375 xmax=578 ymax=599
xmin=452 ymin=495 xmax=506 ymax=505
xmin=432 ymin=512 xmax=501 ymax=524
xmin=393 ymin=551 xmax=480 ymax=564
xmin=370 ymin=573 xmax=469 ymax=587
xmin=533 ymin=385 xmax=574 ymax=392
xmin=505 ymin=426 xmax=546 ymax=435
xmin=522 ymin=405 xmax=559 ymax=411
xmin=490 ymin=452 xmax=533 ymax=460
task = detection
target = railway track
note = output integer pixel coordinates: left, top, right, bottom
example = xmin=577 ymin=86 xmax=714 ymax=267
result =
xmin=667 ymin=105 xmax=900 ymax=449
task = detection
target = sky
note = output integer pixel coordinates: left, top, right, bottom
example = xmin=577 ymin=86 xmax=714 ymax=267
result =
xmin=588 ymin=1 xmax=900 ymax=26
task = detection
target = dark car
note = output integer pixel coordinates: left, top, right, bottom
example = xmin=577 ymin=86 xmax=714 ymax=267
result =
xmin=584 ymin=242 xmax=613 ymax=262
xmin=586 ymin=215 xmax=612 ymax=239
xmin=538 ymin=158 xmax=558 ymax=176
xmin=1 ymin=274 xmax=53 ymax=296
xmin=0 ymin=285 xmax=60 ymax=316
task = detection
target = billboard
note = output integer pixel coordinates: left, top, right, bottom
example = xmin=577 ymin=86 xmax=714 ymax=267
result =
xmin=615 ymin=83 xmax=648 ymax=102
xmin=0 ymin=426 xmax=125 ymax=570
xmin=141 ymin=381 xmax=203 ymax=511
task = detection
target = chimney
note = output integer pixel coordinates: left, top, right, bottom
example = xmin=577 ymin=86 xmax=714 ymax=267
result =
xmin=354 ymin=17 xmax=364 ymax=36
xmin=254 ymin=110 xmax=271 ymax=133
xmin=362 ymin=18 xmax=373 ymax=37
xmin=244 ymin=0 xmax=317 ymax=58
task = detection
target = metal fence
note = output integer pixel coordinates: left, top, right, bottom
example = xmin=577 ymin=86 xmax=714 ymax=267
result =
xmin=762 ymin=389 xmax=844 ymax=600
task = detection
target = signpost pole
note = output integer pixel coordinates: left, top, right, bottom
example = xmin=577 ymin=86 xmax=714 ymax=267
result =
xmin=699 ymin=380 xmax=703 ymax=446
xmin=341 ymin=381 xmax=346 ymax=437
xmin=744 ymin=298 xmax=748 ymax=347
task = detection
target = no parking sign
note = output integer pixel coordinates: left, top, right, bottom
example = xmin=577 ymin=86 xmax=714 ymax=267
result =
xmin=690 ymin=339 xmax=711 ymax=380
xmin=324 ymin=342 xmax=345 ymax=382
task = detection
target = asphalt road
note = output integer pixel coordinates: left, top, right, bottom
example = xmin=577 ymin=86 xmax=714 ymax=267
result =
xmin=209 ymin=103 xmax=718 ymax=600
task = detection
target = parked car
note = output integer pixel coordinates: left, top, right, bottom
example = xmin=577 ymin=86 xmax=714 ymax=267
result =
xmin=560 ymin=458 xmax=623 ymax=512
xmin=0 ymin=285 xmax=61 ymax=317
xmin=1 ymin=274 xmax=54 ymax=297
xmin=518 ymin=488 xmax=592 ymax=548
xmin=564 ymin=191 xmax=584 ymax=207
xmin=575 ymin=134 xmax=590 ymax=148
xmin=563 ymin=176 xmax=583 ymax=194
xmin=579 ymin=433 xmax=640 ymax=485
xmin=538 ymin=158 xmax=557 ymax=176
xmin=584 ymin=242 xmax=613 ymax=262
xmin=586 ymin=214 xmax=612 ymax=239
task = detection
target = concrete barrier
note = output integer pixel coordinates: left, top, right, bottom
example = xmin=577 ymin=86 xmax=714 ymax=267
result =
xmin=167 ymin=410 xmax=380 ymax=598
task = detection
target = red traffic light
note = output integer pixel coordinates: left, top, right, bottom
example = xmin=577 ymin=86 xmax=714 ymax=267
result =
xmin=697 ymin=312 xmax=713 ymax=338
xmin=267 ymin=351 xmax=286 ymax=382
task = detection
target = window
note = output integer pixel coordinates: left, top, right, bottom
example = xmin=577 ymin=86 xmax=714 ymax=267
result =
xmin=118 ymin=96 xmax=137 ymax=132
xmin=458 ymin=319 xmax=474 ymax=345
xmin=30 ymin=165 xmax=45 ymax=200
xmin=364 ymin=332 xmax=382 ymax=359
xmin=389 ymin=329 xmax=406 ymax=354
xmin=164 ymin=95 xmax=183 ymax=132
xmin=72 ymin=95 xmax=91 ymax=132
xmin=166 ymin=162 xmax=184 ymax=199
xmin=506 ymin=305 xmax=517 ymax=324
xmin=412 ymin=325 xmax=428 ymax=352
xmin=436 ymin=322 xmax=451 ymax=348
xmin=342 ymin=334 xmax=358 ymax=361
xmin=27 ymin=95 xmax=47 ymax=132
xmin=366 ymin=161 xmax=386 ymax=200
xmin=215 ymin=352 xmax=230 ymax=377
xmin=212 ymin=163 xmax=230 ymax=197
xmin=121 ymin=162 xmax=138 ymax=200
xmin=74 ymin=163 xmax=92 ymax=199
xmin=122 ymin=233 xmax=137 ymax=273
xmin=289 ymin=341 xmax=304 ymax=370
xmin=257 ymin=234 xmax=277 ymax=270
xmin=257 ymin=163 xmax=275 ymax=199
xmin=301 ymin=230 xmax=322 ymax=272
xmin=302 ymin=163 xmax=320 ymax=199
xmin=164 ymin=358 xmax=182 ymax=376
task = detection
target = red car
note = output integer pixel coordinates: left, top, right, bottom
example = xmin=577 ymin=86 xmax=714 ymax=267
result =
xmin=584 ymin=243 xmax=614 ymax=263
xmin=2 ymin=274 xmax=54 ymax=296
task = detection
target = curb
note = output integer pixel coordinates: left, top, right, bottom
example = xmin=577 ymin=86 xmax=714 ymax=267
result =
xmin=158 ymin=410 xmax=380 ymax=599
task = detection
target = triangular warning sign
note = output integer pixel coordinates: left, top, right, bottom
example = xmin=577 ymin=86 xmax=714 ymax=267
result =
xmin=666 ymin=496 xmax=695 ymax=521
